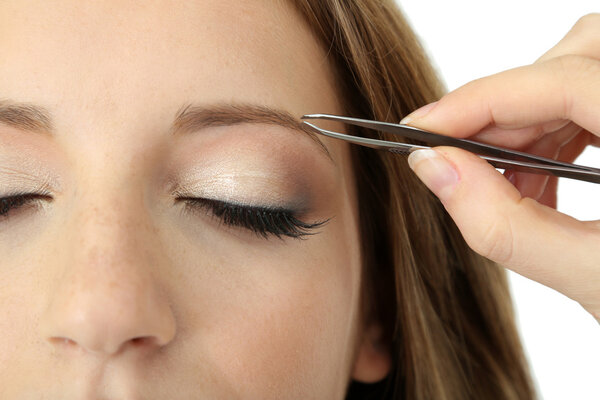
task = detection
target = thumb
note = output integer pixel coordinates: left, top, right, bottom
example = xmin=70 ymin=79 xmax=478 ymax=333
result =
xmin=407 ymin=147 xmax=600 ymax=317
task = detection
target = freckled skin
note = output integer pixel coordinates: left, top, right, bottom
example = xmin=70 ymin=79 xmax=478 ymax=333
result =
xmin=0 ymin=1 xmax=377 ymax=398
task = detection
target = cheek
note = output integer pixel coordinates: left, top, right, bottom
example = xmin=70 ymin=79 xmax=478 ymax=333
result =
xmin=209 ymin=273 xmax=352 ymax=396
xmin=0 ymin=285 xmax=27 ymax=369
xmin=166 ymin=198 xmax=362 ymax=398
xmin=0 ymin=249 xmax=49 ymax=390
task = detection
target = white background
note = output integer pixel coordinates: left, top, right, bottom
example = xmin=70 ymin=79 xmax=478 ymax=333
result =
xmin=395 ymin=1 xmax=600 ymax=399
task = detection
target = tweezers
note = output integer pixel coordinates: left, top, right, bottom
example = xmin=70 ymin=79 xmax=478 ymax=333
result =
xmin=301 ymin=114 xmax=600 ymax=184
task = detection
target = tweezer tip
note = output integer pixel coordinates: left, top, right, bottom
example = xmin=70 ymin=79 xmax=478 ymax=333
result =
xmin=301 ymin=120 xmax=320 ymax=130
xmin=301 ymin=114 xmax=329 ymax=119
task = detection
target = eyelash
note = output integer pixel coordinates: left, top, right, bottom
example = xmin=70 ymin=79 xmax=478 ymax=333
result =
xmin=0 ymin=193 xmax=48 ymax=219
xmin=179 ymin=197 xmax=328 ymax=240
xmin=0 ymin=193 xmax=329 ymax=240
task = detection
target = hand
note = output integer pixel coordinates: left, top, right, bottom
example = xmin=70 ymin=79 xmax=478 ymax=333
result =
xmin=402 ymin=13 xmax=600 ymax=322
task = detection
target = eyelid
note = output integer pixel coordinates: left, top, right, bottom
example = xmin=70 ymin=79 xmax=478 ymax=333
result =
xmin=179 ymin=195 xmax=298 ymax=214
xmin=178 ymin=196 xmax=329 ymax=240
xmin=171 ymin=183 xmax=309 ymax=213
xmin=0 ymin=192 xmax=51 ymax=220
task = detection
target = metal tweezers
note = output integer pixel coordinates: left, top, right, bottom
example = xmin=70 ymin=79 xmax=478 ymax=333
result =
xmin=301 ymin=114 xmax=600 ymax=184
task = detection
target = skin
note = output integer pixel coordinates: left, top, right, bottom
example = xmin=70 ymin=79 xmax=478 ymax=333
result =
xmin=0 ymin=1 xmax=389 ymax=398
xmin=404 ymin=13 xmax=600 ymax=322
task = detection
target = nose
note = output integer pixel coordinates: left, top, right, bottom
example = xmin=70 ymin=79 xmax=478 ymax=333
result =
xmin=39 ymin=195 xmax=176 ymax=356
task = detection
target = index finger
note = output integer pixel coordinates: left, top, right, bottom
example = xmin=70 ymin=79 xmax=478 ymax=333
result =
xmin=401 ymin=55 xmax=600 ymax=139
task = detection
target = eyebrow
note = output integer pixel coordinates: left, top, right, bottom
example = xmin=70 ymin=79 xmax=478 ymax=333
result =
xmin=0 ymin=99 xmax=55 ymax=134
xmin=171 ymin=103 xmax=333 ymax=162
xmin=0 ymin=99 xmax=333 ymax=163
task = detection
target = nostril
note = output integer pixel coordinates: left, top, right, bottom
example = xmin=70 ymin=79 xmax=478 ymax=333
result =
xmin=131 ymin=337 xmax=146 ymax=346
xmin=128 ymin=336 xmax=158 ymax=350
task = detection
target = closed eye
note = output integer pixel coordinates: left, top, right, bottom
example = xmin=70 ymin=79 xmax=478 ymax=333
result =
xmin=0 ymin=193 xmax=51 ymax=220
xmin=0 ymin=193 xmax=330 ymax=240
xmin=178 ymin=197 xmax=329 ymax=240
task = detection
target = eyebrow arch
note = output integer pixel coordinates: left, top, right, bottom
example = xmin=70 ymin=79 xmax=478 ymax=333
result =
xmin=0 ymin=99 xmax=54 ymax=135
xmin=0 ymin=99 xmax=333 ymax=163
xmin=170 ymin=103 xmax=333 ymax=163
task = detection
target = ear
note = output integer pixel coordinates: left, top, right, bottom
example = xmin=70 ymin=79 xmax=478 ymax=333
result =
xmin=350 ymin=323 xmax=391 ymax=383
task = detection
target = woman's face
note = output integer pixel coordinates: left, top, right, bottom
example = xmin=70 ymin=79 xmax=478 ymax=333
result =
xmin=0 ymin=1 xmax=388 ymax=398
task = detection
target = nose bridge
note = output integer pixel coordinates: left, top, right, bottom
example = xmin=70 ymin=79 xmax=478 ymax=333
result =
xmin=40 ymin=178 xmax=176 ymax=356
xmin=75 ymin=179 xmax=148 ymax=257
xmin=69 ymin=174 xmax=152 ymax=279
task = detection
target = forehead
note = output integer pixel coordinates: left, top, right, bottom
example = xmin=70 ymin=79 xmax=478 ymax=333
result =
xmin=0 ymin=0 xmax=340 ymax=124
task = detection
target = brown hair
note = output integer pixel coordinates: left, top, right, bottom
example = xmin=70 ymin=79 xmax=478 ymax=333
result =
xmin=292 ymin=1 xmax=536 ymax=399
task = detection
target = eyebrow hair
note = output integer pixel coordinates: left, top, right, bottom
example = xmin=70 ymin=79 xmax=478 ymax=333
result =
xmin=0 ymin=99 xmax=55 ymax=134
xmin=0 ymin=100 xmax=333 ymax=163
xmin=171 ymin=103 xmax=333 ymax=162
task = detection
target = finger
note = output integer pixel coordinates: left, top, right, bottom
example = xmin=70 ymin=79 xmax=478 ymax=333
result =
xmin=407 ymin=146 xmax=600 ymax=315
xmin=503 ymin=169 xmax=553 ymax=207
xmin=471 ymin=119 xmax=571 ymax=149
xmin=537 ymin=176 xmax=558 ymax=209
xmin=400 ymin=55 xmax=600 ymax=139
xmin=535 ymin=13 xmax=600 ymax=63
xmin=511 ymin=122 xmax=583 ymax=200
xmin=537 ymin=130 xmax=593 ymax=207
xmin=557 ymin=130 xmax=593 ymax=164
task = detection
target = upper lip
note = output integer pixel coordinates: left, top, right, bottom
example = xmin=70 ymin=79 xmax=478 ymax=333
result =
xmin=44 ymin=361 xmax=146 ymax=400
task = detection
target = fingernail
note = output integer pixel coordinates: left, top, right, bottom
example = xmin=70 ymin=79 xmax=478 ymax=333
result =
xmin=407 ymin=149 xmax=459 ymax=200
xmin=400 ymin=101 xmax=438 ymax=125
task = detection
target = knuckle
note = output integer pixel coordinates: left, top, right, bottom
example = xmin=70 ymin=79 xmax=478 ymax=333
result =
xmin=538 ymin=14 xmax=600 ymax=65
xmin=567 ymin=13 xmax=600 ymax=56
xmin=572 ymin=13 xmax=600 ymax=33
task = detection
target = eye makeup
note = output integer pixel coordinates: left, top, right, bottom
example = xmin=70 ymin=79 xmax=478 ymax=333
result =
xmin=0 ymin=192 xmax=51 ymax=220
xmin=0 ymin=156 xmax=59 ymax=222
xmin=164 ymin=122 xmax=342 ymax=240
xmin=170 ymin=157 xmax=330 ymax=239
xmin=178 ymin=196 xmax=329 ymax=239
